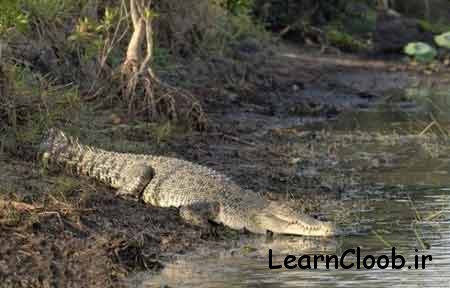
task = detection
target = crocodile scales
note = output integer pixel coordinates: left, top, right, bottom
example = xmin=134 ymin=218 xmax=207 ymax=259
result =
xmin=39 ymin=128 xmax=335 ymax=236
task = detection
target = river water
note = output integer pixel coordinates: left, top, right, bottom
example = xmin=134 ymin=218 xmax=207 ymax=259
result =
xmin=131 ymin=86 xmax=450 ymax=288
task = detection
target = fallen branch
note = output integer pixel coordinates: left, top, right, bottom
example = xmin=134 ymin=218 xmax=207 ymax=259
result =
xmin=0 ymin=200 xmax=39 ymax=212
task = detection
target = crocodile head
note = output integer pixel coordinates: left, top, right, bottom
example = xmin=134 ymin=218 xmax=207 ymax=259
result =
xmin=259 ymin=215 xmax=336 ymax=237
xmin=252 ymin=201 xmax=336 ymax=237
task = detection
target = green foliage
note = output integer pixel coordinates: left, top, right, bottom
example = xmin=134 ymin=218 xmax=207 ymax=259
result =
xmin=0 ymin=0 xmax=29 ymax=34
xmin=20 ymin=0 xmax=80 ymax=23
xmin=151 ymin=121 xmax=174 ymax=145
xmin=68 ymin=17 xmax=102 ymax=58
xmin=99 ymin=7 xmax=120 ymax=32
xmin=0 ymin=0 xmax=83 ymax=34
xmin=417 ymin=20 xmax=450 ymax=34
xmin=143 ymin=8 xmax=158 ymax=20
xmin=199 ymin=10 xmax=268 ymax=55
xmin=4 ymin=65 xmax=82 ymax=146
xmin=213 ymin=0 xmax=254 ymax=15
xmin=152 ymin=47 xmax=173 ymax=70
xmin=228 ymin=11 xmax=267 ymax=40
xmin=68 ymin=7 xmax=121 ymax=64
xmin=204 ymin=0 xmax=261 ymax=54
xmin=404 ymin=42 xmax=437 ymax=63
xmin=325 ymin=25 xmax=368 ymax=52
xmin=343 ymin=6 xmax=376 ymax=35
xmin=434 ymin=32 xmax=450 ymax=49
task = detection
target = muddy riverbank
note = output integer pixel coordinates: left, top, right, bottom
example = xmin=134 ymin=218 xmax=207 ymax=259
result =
xmin=1 ymin=44 xmax=450 ymax=287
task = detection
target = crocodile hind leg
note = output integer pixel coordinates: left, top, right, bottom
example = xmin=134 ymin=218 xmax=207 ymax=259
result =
xmin=179 ymin=202 xmax=220 ymax=228
xmin=114 ymin=163 xmax=154 ymax=201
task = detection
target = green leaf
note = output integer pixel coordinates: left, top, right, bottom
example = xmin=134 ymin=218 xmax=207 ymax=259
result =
xmin=404 ymin=42 xmax=437 ymax=63
xmin=415 ymin=53 xmax=435 ymax=63
xmin=143 ymin=8 xmax=158 ymax=20
xmin=67 ymin=33 xmax=80 ymax=42
xmin=95 ymin=24 xmax=106 ymax=33
xmin=435 ymin=32 xmax=450 ymax=49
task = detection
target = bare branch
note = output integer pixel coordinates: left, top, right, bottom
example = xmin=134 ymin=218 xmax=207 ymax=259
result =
xmin=144 ymin=19 xmax=154 ymax=62
xmin=129 ymin=0 xmax=139 ymax=28
xmin=0 ymin=200 xmax=39 ymax=212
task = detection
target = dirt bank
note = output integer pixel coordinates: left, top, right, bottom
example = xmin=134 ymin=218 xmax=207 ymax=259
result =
xmin=1 ymin=44 xmax=449 ymax=287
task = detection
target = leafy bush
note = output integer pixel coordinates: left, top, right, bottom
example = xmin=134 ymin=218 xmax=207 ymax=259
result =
xmin=68 ymin=7 xmax=121 ymax=60
xmin=20 ymin=0 xmax=80 ymax=23
xmin=197 ymin=10 xmax=268 ymax=55
xmin=155 ymin=0 xmax=267 ymax=56
xmin=0 ymin=0 xmax=83 ymax=34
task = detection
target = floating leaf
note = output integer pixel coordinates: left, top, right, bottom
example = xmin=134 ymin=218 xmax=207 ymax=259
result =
xmin=435 ymin=32 xmax=450 ymax=49
xmin=404 ymin=42 xmax=437 ymax=63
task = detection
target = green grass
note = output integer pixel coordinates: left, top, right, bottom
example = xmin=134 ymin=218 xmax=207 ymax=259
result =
xmin=325 ymin=25 xmax=369 ymax=52
xmin=0 ymin=0 xmax=29 ymax=33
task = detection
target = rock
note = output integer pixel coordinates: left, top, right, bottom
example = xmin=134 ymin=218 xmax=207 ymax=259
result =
xmin=373 ymin=9 xmax=433 ymax=53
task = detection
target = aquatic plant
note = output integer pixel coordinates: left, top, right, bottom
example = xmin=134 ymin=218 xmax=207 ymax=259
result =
xmin=434 ymin=32 xmax=450 ymax=49
xmin=403 ymin=42 xmax=437 ymax=63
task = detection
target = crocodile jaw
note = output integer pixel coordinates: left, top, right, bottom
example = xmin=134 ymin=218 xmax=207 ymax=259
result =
xmin=251 ymin=213 xmax=336 ymax=237
xmin=283 ymin=220 xmax=336 ymax=237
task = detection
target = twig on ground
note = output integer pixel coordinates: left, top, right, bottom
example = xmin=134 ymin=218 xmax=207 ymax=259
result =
xmin=0 ymin=200 xmax=39 ymax=211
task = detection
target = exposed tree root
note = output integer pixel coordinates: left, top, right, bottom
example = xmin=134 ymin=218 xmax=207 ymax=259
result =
xmin=121 ymin=0 xmax=207 ymax=129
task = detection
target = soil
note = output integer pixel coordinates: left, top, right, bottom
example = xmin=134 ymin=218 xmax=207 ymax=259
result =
xmin=1 ymin=43 xmax=450 ymax=287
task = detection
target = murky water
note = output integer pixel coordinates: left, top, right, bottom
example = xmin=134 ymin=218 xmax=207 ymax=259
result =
xmin=131 ymin=87 xmax=450 ymax=288
xmin=133 ymin=188 xmax=450 ymax=288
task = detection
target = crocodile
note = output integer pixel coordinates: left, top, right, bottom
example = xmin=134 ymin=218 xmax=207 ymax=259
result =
xmin=39 ymin=128 xmax=335 ymax=237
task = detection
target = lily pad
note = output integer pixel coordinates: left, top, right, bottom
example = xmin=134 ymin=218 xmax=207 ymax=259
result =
xmin=403 ymin=42 xmax=437 ymax=63
xmin=435 ymin=32 xmax=450 ymax=49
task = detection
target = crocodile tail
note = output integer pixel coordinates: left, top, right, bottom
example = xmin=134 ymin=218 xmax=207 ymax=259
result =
xmin=40 ymin=128 xmax=85 ymax=169
xmin=40 ymin=128 xmax=153 ymax=197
